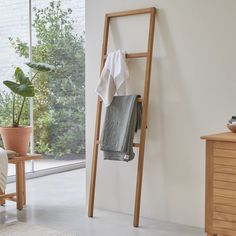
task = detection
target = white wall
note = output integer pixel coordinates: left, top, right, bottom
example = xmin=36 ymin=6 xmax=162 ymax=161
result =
xmin=85 ymin=0 xmax=236 ymax=228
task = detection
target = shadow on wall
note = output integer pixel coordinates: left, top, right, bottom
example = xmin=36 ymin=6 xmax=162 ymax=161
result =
xmin=154 ymin=8 xmax=204 ymax=224
xmin=156 ymin=8 xmax=199 ymax=176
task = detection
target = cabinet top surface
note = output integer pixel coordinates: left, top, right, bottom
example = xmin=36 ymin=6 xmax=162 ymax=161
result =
xmin=201 ymin=132 xmax=236 ymax=142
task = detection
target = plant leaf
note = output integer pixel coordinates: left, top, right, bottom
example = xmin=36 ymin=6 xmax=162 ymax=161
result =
xmin=3 ymin=80 xmax=35 ymax=97
xmin=14 ymin=67 xmax=28 ymax=84
xmin=26 ymin=62 xmax=55 ymax=72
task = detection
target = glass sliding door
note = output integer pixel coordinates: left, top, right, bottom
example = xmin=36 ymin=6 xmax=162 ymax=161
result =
xmin=31 ymin=0 xmax=85 ymax=171
xmin=0 ymin=0 xmax=85 ymax=175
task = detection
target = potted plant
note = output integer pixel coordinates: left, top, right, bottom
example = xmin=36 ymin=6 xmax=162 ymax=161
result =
xmin=0 ymin=62 xmax=55 ymax=155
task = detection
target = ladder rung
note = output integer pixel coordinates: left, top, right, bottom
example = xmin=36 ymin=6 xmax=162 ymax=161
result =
xmin=104 ymin=52 xmax=148 ymax=59
xmin=133 ymin=143 xmax=140 ymax=148
xmin=106 ymin=7 xmax=155 ymax=18
xmin=99 ymin=97 xmax=143 ymax=103
xmin=137 ymin=98 xmax=143 ymax=103
xmin=96 ymin=140 xmax=140 ymax=148
xmin=126 ymin=52 xmax=148 ymax=58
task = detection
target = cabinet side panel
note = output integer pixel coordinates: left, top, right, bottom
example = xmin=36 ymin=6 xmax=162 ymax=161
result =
xmin=205 ymin=140 xmax=214 ymax=233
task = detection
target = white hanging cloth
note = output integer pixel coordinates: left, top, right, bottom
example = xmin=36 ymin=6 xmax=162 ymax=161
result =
xmin=96 ymin=50 xmax=129 ymax=107
xmin=0 ymin=148 xmax=8 ymax=192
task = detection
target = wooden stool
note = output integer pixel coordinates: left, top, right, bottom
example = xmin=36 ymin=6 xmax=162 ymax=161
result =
xmin=0 ymin=154 xmax=41 ymax=210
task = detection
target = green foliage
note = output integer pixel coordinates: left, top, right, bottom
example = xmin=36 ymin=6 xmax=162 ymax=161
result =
xmin=7 ymin=0 xmax=85 ymax=157
xmin=3 ymin=63 xmax=54 ymax=127
xmin=4 ymin=68 xmax=35 ymax=98
xmin=26 ymin=62 xmax=55 ymax=72
xmin=0 ymin=92 xmax=29 ymax=129
xmin=9 ymin=37 xmax=29 ymax=58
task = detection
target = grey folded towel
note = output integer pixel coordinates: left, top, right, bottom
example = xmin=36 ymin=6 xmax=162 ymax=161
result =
xmin=100 ymin=95 xmax=142 ymax=161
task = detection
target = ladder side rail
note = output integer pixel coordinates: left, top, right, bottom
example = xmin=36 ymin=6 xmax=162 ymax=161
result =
xmin=88 ymin=14 xmax=110 ymax=217
xmin=133 ymin=8 xmax=156 ymax=227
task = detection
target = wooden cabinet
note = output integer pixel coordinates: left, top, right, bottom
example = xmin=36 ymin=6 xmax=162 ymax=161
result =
xmin=202 ymin=132 xmax=236 ymax=236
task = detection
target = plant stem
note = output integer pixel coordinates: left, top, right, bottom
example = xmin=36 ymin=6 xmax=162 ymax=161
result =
xmin=30 ymin=71 xmax=39 ymax=82
xmin=12 ymin=95 xmax=15 ymax=127
xmin=16 ymin=97 xmax=26 ymax=127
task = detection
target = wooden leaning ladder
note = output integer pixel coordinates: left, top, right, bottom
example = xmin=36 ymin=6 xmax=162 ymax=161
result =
xmin=88 ymin=7 xmax=156 ymax=227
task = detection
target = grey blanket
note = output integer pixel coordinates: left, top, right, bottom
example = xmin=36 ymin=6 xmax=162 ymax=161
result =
xmin=100 ymin=95 xmax=142 ymax=161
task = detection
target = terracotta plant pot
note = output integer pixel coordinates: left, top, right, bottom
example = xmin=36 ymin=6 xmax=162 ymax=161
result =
xmin=0 ymin=126 xmax=32 ymax=155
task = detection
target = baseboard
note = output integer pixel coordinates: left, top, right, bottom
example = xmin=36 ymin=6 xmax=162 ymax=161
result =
xmin=7 ymin=160 xmax=86 ymax=183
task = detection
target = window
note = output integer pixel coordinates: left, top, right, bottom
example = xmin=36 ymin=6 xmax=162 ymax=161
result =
xmin=0 ymin=0 xmax=85 ymax=175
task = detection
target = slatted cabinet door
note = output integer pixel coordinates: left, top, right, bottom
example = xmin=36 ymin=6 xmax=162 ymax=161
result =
xmin=202 ymin=133 xmax=236 ymax=236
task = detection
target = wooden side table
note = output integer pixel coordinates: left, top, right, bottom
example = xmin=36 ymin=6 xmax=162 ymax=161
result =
xmin=0 ymin=154 xmax=41 ymax=210
xmin=201 ymin=132 xmax=236 ymax=236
